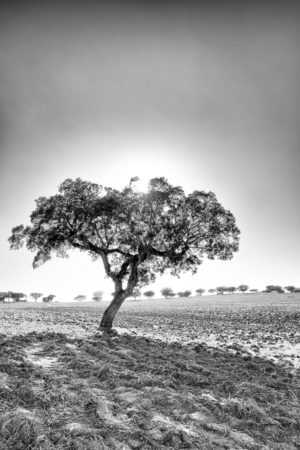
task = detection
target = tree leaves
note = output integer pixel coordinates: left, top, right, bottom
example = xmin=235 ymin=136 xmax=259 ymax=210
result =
xmin=9 ymin=176 xmax=240 ymax=296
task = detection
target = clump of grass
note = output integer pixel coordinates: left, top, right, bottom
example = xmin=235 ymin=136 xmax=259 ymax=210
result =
xmin=222 ymin=397 xmax=269 ymax=422
xmin=0 ymin=408 xmax=44 ymax=449
xmin=236 ymin=381 xmax=280 ymax=403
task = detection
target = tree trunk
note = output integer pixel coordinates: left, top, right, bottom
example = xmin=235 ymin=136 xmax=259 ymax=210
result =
xmin=99 ymin=290 xmax=127 ymax=331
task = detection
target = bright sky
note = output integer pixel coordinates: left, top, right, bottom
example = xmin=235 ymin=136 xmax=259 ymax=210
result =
xmin=0 ymin=1 xmax=299 ymax=301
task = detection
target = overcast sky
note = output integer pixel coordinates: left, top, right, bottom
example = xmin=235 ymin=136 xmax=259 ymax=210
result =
xmin=0 ymin=0 xmax=299 ymax=301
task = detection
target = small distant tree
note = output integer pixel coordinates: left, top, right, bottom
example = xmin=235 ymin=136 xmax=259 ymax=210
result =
xmin=92 ymin=291 xmax=103 ymax=302
xmin=208 ymin=288 xmax=216 ymax=294
xmin=43 ymin=294 xmax=55 ymax=303
xmin=227 ymin=286 xmax=236 ymax=294
xmin=285 ymin=286 xmax=295 ymax=293
xmin=74 ymin=294 xmax=86 ymax=302
xmin=237 ymin=284 xmax=248 ymax=293
xmin=11 ymin=292 xmax=27 ymax=302
xmin=196 ymin=288 xmax=205 ymax=296
xmin=216 ymin=286 xmax=227 ymax=295
xmin=143 ymin=290 xmax=155 ymax=299
xmin=249 ymin=289 xmax=258 ymax=293
xmin=293 ymin=288 xmax=300 ymax=293
xmin=161 ymin=287 xmax=175 ymax=299
xmin=0 ymin=292 xmax=12 ymax=302
xmin=177 ymin=290 xmax=191 ymax=297
xmin=9 ymin=177 xmax=240 ymax=330
xmin=0 ymin=291 xmax=12 ymax=302
xmin=30 ymin=292 xmax=43 ymax=302
xmin=131 ymin=288 xmax=141 ymax=299
xmin=265 ymin=285 xmax=284 ymax=293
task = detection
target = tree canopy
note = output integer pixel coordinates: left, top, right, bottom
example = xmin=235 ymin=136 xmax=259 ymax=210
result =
xmin=161 ymin=287 xmax=176 ymax=299
xmin=9 ymin=177 xmax=240 ymax=329
xmin=143 ymin=290 xmax=155 ymax=298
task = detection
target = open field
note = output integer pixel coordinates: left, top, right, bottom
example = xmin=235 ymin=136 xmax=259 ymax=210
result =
xmin=0 ymin=293 xmax=299 ymax=449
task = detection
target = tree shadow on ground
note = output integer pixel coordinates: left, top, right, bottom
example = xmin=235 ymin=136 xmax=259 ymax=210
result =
xmin=0 ymin=331 xmax=299 ymax=449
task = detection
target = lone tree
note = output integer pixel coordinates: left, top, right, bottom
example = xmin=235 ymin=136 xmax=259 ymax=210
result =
xmin=9 ymin=177 xmax=240 ymax=330
xmin=208 ymin=288 xmax=216 ymax=294
xmin=30 ymin=292 xmax=43 ymax=302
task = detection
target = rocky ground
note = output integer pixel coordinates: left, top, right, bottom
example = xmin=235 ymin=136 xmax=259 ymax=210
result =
xmin=0 ymin=294 xmax=299 ymax=449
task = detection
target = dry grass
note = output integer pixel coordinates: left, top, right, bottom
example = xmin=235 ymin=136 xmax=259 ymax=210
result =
xmin=0 ymin=294 xmax=299 ymax=448
xmin=0 ymin=328 xmax=299 ymax=449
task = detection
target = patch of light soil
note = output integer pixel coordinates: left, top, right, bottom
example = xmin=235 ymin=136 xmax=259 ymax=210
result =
xmin=25 ymin=344 xmax=59 ymax=368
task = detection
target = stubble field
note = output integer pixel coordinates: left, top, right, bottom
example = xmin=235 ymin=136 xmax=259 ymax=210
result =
xmin=0 ymin=293 xmax=299 ymax=449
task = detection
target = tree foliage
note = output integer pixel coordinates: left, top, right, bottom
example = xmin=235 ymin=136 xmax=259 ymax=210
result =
xmin=30 ymin=292 xmax=43 ymax=302
xmin=237 ymin=284 xmax=248 ymax=293
xmin=226 ymin=286 xmax=237 ymax=294
xmin=131 ymin=288 xmax=141 ymax=299
xmin=216 ymin=286 xmax=227 ymax=294
xmin=92 ymin=291 xmax=103 ymax=302
xmin=208 ymin=288 xmax=216 ymax=294
xmin=143 ymin=290 xmax=155 ymax=298
xmin=284 ymin=286 xmax=295 ymax=293
xmin=265 ymin=285 xmax=284 ymax=293
xmin=9 ymin=177 xmax=240 ymax=328
xmin=161 ymin=287 xmax=175 ymax=299
xmin=196 ymin=288 xmax=205 ymax=296
xmin=42 ymin=295 xmax=55 ymax=303
xmin=74 ymin=295 xmax=86 ymax=302
xmin=9 ymin=292 xmax=27 ymax=302
xmin=177 ymin=290 xmax=192 ymax=298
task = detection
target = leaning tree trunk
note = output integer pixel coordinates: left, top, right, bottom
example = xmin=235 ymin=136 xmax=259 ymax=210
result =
xmin=99 ymin=291 xmax=127 ymax=331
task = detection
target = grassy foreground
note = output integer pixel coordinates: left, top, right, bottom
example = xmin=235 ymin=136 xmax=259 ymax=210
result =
xmin=0 ymin=295 xmax=299 ymax=449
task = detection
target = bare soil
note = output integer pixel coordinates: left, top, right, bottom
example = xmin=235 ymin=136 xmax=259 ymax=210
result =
xmin=0 ymin=293 xmax=299 ymax=449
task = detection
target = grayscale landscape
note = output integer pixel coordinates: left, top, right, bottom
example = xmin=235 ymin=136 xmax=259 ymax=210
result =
xmin=0 ymin=0 xmax=299 ymax=448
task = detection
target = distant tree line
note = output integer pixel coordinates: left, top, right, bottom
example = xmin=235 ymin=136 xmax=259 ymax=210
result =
xmin=0 ymin=292 xmax=56 ymax=303
xmin=0 ymin=291 xmax=27 ymax=303
xmin=1 ymin=284 xmax=299 ymax=305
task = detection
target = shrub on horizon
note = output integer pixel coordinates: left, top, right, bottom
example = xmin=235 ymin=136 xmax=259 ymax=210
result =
xmin=285 ymin=286 xmax=296 ymax=293
xmin=92 ymin=291 xmax=103 ymax=302
xmin=161 ymin=287 xmax=175 ymax=299
xmin=196 ymin=288 xmax=206 ymax=296
xmin=30 ymin=292 xmax=43 ymax=302
xmin=265 ymin=285 xmax=284 ymax=293
xmin=143 ymin=290 xmax=155 ymax=298
xmin=74 ymin=295 xmax=86 ymax=302
xmin=216 ymin=286 xmax=227 ymax=295
xmin=237 ymin=284 xmax=249 ymax=293
xmin=42 ymin=295 xmax=55 ymax=303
